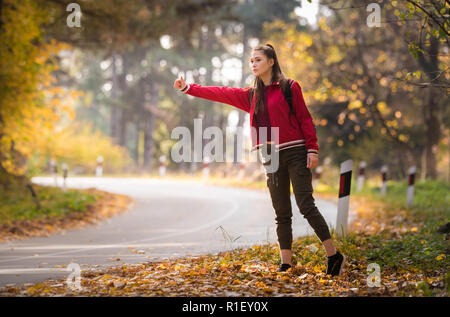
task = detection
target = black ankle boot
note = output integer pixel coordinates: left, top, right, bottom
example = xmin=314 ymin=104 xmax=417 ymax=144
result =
xmin=278 ymin=263 xmax=292 ymax=272
xmin=326 ymin=251 xmax=345 ymax=276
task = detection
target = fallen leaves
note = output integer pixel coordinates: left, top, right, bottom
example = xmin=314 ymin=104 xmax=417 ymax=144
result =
xmin=0 ymin=182 xmax=447 ymax=297
xmin=1 ymin=247 xmax=445 ymax=297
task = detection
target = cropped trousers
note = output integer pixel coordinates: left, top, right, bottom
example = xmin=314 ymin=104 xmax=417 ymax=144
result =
xmin=262 ymin=145 xmax=331 ymax=250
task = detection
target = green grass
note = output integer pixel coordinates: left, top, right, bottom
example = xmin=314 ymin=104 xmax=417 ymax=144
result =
xmin=364 ymin=231 xmax=448 ymax=272
xmin=221 ymin=177 xmax=449 ymax=295
xmin=317 ymin=178 xmax=450 ymax=278
xmin=318 ymin=178 xmax=449 ymax=214
xmin=0 ymin=184 xmax=98 ymax=224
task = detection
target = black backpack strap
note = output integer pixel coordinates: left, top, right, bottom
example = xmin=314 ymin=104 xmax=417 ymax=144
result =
xmin=283 ymin=79 xmax=295 ymax=117
xmin=250 ymin=79 xmax=295 ymax=116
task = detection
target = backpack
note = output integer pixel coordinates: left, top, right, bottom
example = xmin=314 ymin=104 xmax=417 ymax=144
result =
xmin=249 ymin=78 xmax=295 ymax=118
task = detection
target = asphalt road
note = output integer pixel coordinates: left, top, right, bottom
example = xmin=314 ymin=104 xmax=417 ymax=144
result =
xmin=0 ymin=176 xmax=349 ymax=288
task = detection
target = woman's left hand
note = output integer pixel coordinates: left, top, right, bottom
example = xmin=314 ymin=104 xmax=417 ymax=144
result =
xmin=307 ymin=153 xmax=318 ymax=169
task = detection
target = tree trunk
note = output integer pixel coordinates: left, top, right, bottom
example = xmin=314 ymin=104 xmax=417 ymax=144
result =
xmin=110 ymin=52 xmax=120 ymax=143
xmin=177 ymin=99 xmax=189 ymax=173
xmin=118 ymin=52 xmax=129 ymax=147
xmin=0 ymin=0 xmax=3 ymax=29
xmin=418 ymin=36 xmax=441 ymax=179
xmin=133 ymin=123 xmax=140 ymax=166
xmin=142 ymin=113 xmax=154 ymax=172
xmin=143 ymin=80 xmax=157 ymax=172
xmin=423 ymin=86 xmax=440 ymax=179
xmin=0 ymin=114 xmax=19 ymax=190
xmin=420 ymin=147 xmax=427 ymax=180
xmin=235 ymin=21 xmax=249 ymax=165
xmin=119 ymin=109 xmax=127 ymax=147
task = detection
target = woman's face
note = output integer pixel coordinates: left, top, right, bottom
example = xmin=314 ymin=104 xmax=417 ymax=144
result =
xmin=250 ymin=50 xmax=274 ymax=77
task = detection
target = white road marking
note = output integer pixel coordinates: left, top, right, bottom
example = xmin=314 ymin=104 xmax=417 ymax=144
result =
xmin=0 ymin=268 xmax=67 ymax=274
xmin=0 ymin=242 xmax=202 ymax=251
xmin=0 ymin=198 xmax=240 ymax=264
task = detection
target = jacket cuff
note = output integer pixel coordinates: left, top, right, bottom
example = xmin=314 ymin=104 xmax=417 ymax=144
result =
xmin=180 ymin=84 xmax=190 ymax=93
xmin=307 ymin=148 xmax=319 ymax=155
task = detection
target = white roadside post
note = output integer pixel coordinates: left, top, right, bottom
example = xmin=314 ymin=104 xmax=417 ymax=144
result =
xmin=159 ymin=155 xmax=166 ymax=177
xmin=202 ymin=156 xmax=210 ymax=179
xmin=96 ymin=156 xmax=103 ymax=177
xmin=407 ymin=166 xmax=416 ymax=208
xmin=190 ymin=162 xmax=196 ymax=174
xmin=50 ymin=158 xmax=58 ymax=187
xmin=238 ymin=162 xmax=245 ymax=180
xmin=356 ymin=161 xmax=366 ymax=192
xmin=62 ymin=163 xmax=68 ymax=191
xmin=380 ymin=165 xmax=388 ymax=196
xmin=336 ymin=159 xmax=353 ymax=238
xmin=312 ymin=166 xmax=323 ymax=190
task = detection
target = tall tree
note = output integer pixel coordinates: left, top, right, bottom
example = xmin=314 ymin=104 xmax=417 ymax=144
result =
xmin=267 ymin=0 xmax=448 ymax=179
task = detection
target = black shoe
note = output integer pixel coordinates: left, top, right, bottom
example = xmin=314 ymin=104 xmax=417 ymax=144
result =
xmin=326 ymin=251 xmax=345 ymax=276
xmin=278 ymin=264 xmax=292 ymax=272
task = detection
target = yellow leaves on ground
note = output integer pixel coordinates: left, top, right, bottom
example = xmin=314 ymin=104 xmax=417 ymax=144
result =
xmin=1 ymin=238 xmax=446 ymax=297
xmin=312 ymin=265 xmax=325 ymax=274
xmin=1 ymin=249 xmax=430 ymax=297
xmin=25 ymin=284 xmax=51 ymax=296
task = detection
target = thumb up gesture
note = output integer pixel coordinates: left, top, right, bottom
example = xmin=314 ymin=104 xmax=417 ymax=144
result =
xmin=174 ymin=75 xmax=187 ymax=91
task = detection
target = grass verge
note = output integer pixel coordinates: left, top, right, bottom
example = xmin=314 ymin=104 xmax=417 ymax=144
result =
xmin=0 ymin=184 xmax=134 ymax=242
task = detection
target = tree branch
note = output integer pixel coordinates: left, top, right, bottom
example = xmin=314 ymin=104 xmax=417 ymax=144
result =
xmin=406 ymin=0 xmax=450 ymax=37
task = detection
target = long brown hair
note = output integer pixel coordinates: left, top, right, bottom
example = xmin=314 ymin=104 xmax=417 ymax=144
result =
xmin=250 ymin=43 xmax=290 ymax=118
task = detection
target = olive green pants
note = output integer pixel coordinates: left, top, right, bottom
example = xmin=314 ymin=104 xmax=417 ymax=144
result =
xmin=263 ymin=146 xmax=331 ymax=250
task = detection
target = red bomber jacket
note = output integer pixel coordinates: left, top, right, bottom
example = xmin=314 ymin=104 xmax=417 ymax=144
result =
xmin=180 ymin=80 xmax=319 ymax=154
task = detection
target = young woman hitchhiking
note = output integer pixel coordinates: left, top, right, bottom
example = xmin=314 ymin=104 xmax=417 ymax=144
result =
xmin=173 ymin=43 xmax=345 ymax=276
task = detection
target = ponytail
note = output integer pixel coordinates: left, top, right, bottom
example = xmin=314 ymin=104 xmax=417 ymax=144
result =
xmin=251 ymin=43 xmax=289 ymax=119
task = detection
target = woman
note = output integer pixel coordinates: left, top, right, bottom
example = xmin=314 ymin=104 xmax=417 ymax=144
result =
xmin=173 ymin=43 xmax=345 ymax=276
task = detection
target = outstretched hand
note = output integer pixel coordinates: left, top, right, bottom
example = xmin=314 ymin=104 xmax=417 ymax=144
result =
xmin=173 ymin=75 xmax=186 ymax=91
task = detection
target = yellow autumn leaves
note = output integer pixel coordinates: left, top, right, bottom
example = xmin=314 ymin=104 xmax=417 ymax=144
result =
xmin=0 ymin=0 xmax=83 ymax=177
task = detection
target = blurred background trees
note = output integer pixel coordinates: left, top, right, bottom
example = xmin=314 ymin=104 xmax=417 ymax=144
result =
xmin=0 ymin=0 xmax=448 ymax=188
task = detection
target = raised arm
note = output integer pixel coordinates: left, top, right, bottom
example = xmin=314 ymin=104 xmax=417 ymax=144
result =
xmin=174 ymin=76 xmax=251 ymax=113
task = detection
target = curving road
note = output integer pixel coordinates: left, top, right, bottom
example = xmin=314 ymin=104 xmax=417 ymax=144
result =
xmin=0 ymin=176 xmax=349 ymax=287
